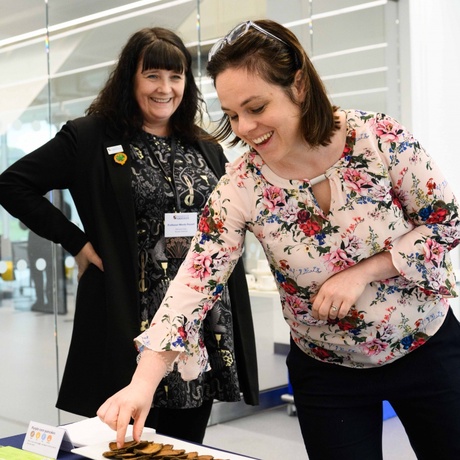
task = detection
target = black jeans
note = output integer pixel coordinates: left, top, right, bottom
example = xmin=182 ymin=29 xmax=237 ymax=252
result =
xmin=287 ymin=308 xmax=460 ymax=460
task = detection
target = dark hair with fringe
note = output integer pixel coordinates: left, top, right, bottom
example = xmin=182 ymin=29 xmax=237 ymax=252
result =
xmin=206 ymin=19 xmax=339 ymax=148
xmin=87 ymin=27 xmax=210 ymax=144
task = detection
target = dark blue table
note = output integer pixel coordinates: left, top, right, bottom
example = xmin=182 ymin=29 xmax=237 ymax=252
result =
xmin=2 ymin=431 xmax=259 ymax=460
xmin=0 ymin=433 xmax=85 ymax=459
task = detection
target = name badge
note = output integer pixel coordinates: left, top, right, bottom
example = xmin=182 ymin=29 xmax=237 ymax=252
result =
xmin=164 ymin=212 xmax=197 ymax=237
xmin=106 ymin=145 xmax=124 ymax=155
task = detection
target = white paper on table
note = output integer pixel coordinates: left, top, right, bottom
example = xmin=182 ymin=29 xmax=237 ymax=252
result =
xmin=60 ymin=417 xmax=155 ymax=448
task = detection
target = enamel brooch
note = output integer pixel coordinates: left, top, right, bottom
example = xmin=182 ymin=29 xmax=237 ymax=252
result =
xmin=114 ymin=152 xmax=127 ymax=165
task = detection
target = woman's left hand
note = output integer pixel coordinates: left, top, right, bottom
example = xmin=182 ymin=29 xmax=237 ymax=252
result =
xmin=311 ymin=267 xmax=367 ymax=321
xmin=311 ymin=251 xmax=399 ymax=321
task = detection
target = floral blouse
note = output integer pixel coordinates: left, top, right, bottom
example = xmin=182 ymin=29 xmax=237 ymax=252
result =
xmin=136 ymin=110 xmax=460 ymax=379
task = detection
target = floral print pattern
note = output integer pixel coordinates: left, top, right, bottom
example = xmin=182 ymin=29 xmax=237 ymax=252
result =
xmin=136 ymin=110 xmax=460 ymax=378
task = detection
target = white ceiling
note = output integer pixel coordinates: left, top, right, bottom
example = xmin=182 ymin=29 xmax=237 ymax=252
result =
xmin=0 ymin=0 xmax=194 ymax=41
xmin=0 ymin=0 xmax=202 ymax=126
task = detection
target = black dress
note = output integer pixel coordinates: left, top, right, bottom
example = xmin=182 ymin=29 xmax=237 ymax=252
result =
xmin=130 ymin=133 xmax=240 ymax=408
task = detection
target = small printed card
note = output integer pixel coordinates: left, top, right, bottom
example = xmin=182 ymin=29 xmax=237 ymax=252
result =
xmin=22 ymin=421 xmax=71 ymax=459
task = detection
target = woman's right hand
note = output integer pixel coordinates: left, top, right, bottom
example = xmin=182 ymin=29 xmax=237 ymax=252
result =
xmin=97 ymin=376 xmax=155 ymax=447
xmin=97 ymin=349 xmax=178 ymax=447
xmin=74 ymin=242 xmax=104 ymax=280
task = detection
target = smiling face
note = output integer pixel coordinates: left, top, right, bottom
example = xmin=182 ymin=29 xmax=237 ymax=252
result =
xmin=215 ymin=67 xmax=306 ymax=166
xmin=134 ymin=63 xmax=185 ymax=135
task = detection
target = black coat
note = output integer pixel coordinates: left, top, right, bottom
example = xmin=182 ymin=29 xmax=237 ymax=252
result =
xmin=0 ymin=115 xmax=259 ymax=415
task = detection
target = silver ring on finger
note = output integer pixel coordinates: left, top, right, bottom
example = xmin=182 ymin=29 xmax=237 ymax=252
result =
xmin=330 ymin=305 xmax=338 ymax=313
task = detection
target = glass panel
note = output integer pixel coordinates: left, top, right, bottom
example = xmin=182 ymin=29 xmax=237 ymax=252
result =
xmin=312 ymin=0 xmax=387 ymax=15
xmin=0 ymin=0 xmax=206 ymax=435
xmin=310 ymin=8 xmax=386 ymax=55
xmin=0 ymin=0 xmax=401 ymax=438
xmin=0 ymin=2 xmax=62 ymax=433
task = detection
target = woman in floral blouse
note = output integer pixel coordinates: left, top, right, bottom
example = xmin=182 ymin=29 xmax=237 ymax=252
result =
xmin=98 ymin=20 xmax=460 ymax=459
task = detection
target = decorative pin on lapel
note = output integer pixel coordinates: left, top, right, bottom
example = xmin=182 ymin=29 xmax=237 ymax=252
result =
xmin=114 ymin=152 xmax=127 ymax=165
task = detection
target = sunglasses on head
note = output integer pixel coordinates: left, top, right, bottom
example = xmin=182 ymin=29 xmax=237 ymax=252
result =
xmin=208 ymin=20 xmax=289 ymax=62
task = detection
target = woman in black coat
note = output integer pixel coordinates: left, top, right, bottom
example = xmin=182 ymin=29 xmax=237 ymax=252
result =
xmin=0 ymin=27 xmax=258 ymax=443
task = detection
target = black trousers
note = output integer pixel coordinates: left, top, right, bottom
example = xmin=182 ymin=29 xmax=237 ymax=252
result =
xmin=287 ymin=308 xmax=460 ymax=460
xmin=144 ymin=398 xmax=214 ymax=444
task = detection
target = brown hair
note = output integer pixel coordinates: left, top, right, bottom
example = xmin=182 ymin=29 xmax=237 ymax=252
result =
xmin=87 ymin=27 xmax=210 ymax=144
xmin=206 ymin=19 xmax=339 ymax=148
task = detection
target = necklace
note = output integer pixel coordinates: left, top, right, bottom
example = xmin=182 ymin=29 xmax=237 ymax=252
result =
xmin=140 ymin=131 xmax=181 ymax=212
xmin=310 ymin=173 xmax=327 ymax=185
